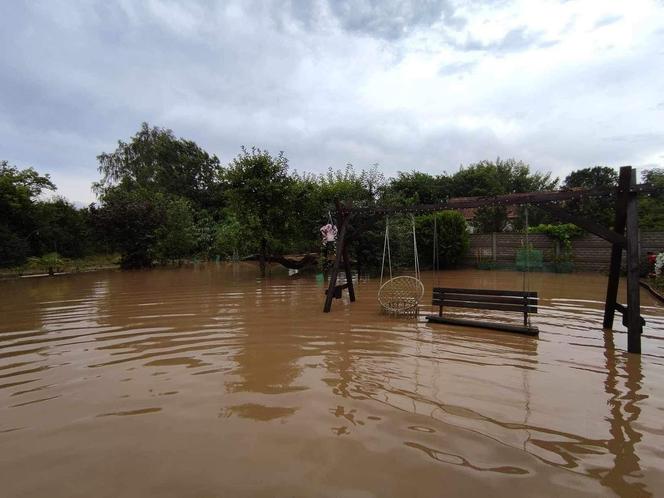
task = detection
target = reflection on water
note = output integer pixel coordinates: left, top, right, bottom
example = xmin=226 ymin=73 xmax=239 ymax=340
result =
xmin=1 ymin=265 xmax=663 ymax=497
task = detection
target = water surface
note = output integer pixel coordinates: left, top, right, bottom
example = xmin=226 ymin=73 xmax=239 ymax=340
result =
xmin=1 ymin=265 xmax=663 ymax=497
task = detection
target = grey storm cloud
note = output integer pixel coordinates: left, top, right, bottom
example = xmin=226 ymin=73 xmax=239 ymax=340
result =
xmin=594 ymin=14 xmax=623 ymax=28
xmin=455 ymin=26 xmax=559 ymax=53
xmin=1 ymin=0 xmax=663 ymax=203
xmin=324 ymin=0 xmax=463 ymax=39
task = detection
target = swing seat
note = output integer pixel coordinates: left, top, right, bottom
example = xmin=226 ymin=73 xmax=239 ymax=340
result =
xmin=426 ymin=287 xmax=539 ymax=336
xmin=378 ymin=276 xmax=424 ymax=315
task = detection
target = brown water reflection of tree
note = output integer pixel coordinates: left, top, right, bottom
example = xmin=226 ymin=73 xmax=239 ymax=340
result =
xmin=224 ymin=278 xmax=306 ymax=395
xmin=600 ymin=330 xmax=649 ymax=497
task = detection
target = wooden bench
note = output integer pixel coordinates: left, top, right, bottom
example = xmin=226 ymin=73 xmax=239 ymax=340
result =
xmin=426 ymin=287 xmax=539 ymax=336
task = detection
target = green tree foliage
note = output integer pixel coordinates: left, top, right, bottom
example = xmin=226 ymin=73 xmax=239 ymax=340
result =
xmin=0 ymin=225 xmax=29 ymax=267
xmin=0 ymin=161 xmax=55 ymax=266
xmin=96 ymin=122 xmax=223 ymax=209
xmin=416 ymin=211 xmax=469 ymax=268
xmin=223 ymin=147 xmax=296 ymax=275
xmin=91 ymin=187 xmax=164 ymax=268
xmin=153 ymin=197 xmax=197 ymax=263
xmin=381 ymin=171 xmax=452 ymax=206
xmin=529 ymin=223 xmax=583 ymax=252
xmin=563 ymin=166 xmax=618 ymax=227
xmin=93 ymin=123 xmax=225 ymax=267
xmin=640 ymin=169 xmax=664 ymax=230
xmin=212 ymin=214 xmax=247 ymax=259
xmin=449 ymin=159 xmax=558 ymax=232
xmin=27 ymin=252 xmax=65 ymax=276
xmin=193 ymin=210 xmax=218 ymax=258
xmin=33 ymin=197 xmax=90 ymax=258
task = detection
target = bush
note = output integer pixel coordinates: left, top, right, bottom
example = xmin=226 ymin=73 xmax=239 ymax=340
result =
xmin=0 ymin=225 xmax=29 ymax=267
xmin=529 ymin=223 xmax=583 ymax=261
xmin=27 ymin=252 xmax=66 ymax=275
xmin=415 ymin=211 xmax=469 ymax=268
xmin=153 ymin=197 xmax=197 ymax=263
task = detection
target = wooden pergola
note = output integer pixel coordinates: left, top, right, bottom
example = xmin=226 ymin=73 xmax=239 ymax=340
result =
xmin=323 ymin=166 xmax=660 ymax=355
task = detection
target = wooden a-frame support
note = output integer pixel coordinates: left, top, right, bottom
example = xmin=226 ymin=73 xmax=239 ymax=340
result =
xmin=323 ymin=200 xmax=355 ymax=313
xmin=602 ymin=166 xmax=643 ymax=353
xmin=322 ymin=166 xmax=649 ymax=354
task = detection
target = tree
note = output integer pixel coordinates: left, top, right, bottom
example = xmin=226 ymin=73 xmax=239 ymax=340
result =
xmin=640 ymin=169 xmax=664 ymax=230
xmin=33 ymin=197 xmax=90 ymax=258
xmin=212 ymin=213 xmax=247 ymax=259
xmin=451 ymin=159 xmax=558 ymax=233
xmin=416 ymin=211 xmax=469 ymax=268
xmin=563 ymin=166 xmax=618 ymax=227
xmin=223 ymin=147 xmax=296 ymax=276
xmin=95 ymin=123 xmax=223 ymax=209
xmin=0 ymin=225 xmax=29 ymax=267
xmin=91 ymin=187 xmax=164 ymax=268
xmin=0 ymin=161 xmax=55 ymax=266
xmin=92 ymin=123 xmax=226 ymax=267
xmin=381 ymin=171 xmax=452 ymax=206
xmin=153 ymin=197 xmax=197 ymax=263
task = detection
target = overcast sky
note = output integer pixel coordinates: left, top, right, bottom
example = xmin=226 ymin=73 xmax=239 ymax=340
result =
xmin=1 ymin=0 xmax=663 ymax=204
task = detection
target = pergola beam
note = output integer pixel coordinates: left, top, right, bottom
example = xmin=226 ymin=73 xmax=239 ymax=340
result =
xmin=343 ymin=184 xmax=656 ymax=216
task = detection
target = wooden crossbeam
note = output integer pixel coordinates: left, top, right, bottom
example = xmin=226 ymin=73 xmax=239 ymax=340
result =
xmin=343 ymin=183 xmax=658 ymax=216
xmin=433 ymin=287 xmax=537 ymax=297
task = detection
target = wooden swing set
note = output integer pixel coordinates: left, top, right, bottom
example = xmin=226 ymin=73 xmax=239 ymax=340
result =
xmin=322 ymin=166 xmax=660 ymax=355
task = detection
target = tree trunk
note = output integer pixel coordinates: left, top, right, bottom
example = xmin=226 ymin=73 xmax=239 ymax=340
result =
xmin=259 ymin=238 xmax=267 ymax=277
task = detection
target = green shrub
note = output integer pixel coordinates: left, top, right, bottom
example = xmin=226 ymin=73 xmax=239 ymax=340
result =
xmin=415 ymin=211 xmax=469 ymax=268
xmin=28 ymin=252 xmax=66 ymax=275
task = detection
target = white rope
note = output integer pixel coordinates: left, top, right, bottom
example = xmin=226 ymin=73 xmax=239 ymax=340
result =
xmin=387 ymin=220 xmax=392 ymax=280
xmin=380 ymin=217 xmax=392 ymax=286
xmin=411 ymin=215 xmax=420 ymax=281
xmin=433 ymin=214 xmax=439 ymax=285
xmin=524 ymin=205 xmax=531 ymax=326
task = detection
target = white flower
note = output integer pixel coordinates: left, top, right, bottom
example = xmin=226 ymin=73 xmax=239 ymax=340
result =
xmin=656 ymin=252 xmax=664 ymax=277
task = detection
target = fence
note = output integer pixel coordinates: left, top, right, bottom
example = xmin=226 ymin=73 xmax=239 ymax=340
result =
xmin=465 ymin=232 xmax=664 ymax=272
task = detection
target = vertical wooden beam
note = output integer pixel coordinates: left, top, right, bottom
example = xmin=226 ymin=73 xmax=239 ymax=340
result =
xmin=625 ymin=168 xmax=642 ymax=354
xmin=492 ymin=232 xmax=497 ymax=262
xmin=337 ymin=199 xmax=355 ymax=303
xmin=341 ymin=237 xmax=355 ymax=302
xmin=603 ymin=167 xmax=632 ymax=328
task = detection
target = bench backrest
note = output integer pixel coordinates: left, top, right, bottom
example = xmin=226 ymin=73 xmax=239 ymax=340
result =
xmin=432 ymin=287 xmax=538 ymax=314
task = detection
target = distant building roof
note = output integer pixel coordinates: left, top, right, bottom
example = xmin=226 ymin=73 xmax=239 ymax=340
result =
xmin=450 ymin=197 xmax=519 ymax=221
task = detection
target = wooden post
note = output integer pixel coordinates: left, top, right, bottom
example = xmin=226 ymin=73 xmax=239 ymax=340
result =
xmin=492 ymin=232 xmax=497 ymax=262
xmin=603 ymin=167 xmax=632 ymax=329
xmin=342 ymin=240 xmax=355 ymax=302
xmin=337 ymin=200 xmax=355 ymax=303
xmin=625 ymin=168 xmax=642 ymax=354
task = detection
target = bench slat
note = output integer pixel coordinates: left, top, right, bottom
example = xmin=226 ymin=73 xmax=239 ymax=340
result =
xmin=436 ymin=293 xmax=537 ymax=305
xmin=432 ymin=299 xmax=537 ymax=314
xmin=433 ymin=287 xmax=537 ymax=298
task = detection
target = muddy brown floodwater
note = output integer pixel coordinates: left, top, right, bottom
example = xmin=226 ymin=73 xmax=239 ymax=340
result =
xmin=1 ymin=265 xmax=663 ymax=497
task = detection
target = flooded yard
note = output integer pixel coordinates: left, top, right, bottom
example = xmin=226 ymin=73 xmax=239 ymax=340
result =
xmin=1 ymin=265 xmax=663 ymax=497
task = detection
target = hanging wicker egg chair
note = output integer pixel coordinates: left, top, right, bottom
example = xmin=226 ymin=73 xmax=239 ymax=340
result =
xmin=378 ymin=275 xmax=424 ymax=315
